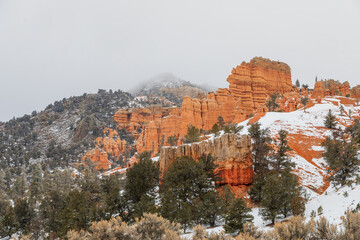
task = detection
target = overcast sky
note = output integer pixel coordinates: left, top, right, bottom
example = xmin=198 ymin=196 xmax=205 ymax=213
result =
xmin=0 ymin=0 xmax=359 ymax=121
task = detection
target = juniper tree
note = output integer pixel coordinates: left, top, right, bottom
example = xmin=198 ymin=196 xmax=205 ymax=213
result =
xmin=322 ymin=134 xmax=360 ymax=186
xmin=272 ymin=129 xmax=294 ymax=172
xmin=260 ymin=171 xmax=300 ymax=224
xmin=266 ymin=92 xmax=280 ymax=112
xmin=301 ymin=96 xmax=309 ymax=113
xmin=125 ymin=151 xmax=159 ymax=203
xmin=217 ymin=116 xmax=225 ymax=129
xmin=248 ymin=122 xmax=272 ymax=176
xmin=224 ymin=198 xmax=253 ymax=234
xmin=211 ymin=123 xmax=221 ymax=137
xmin=324 ymin=109 xmax=337 ymax=129
xmin=182 ymin=124 xmax=201 ymax=143
xmin=160 ymin=156 xmax=217 ymax=232
xmin=167 ymin=135 xmax=177 ymax=146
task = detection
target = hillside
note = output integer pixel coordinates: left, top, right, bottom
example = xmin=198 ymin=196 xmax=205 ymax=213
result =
xmin=131 ymin=73 xmax=212 ymax=106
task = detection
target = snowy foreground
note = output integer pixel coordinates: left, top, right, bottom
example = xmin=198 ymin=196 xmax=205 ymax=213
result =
xmin=183 ymin=97 xmax=360 ymax=238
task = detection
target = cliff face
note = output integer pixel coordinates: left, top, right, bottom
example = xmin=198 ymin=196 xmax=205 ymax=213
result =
xmin=136 ymin=89 xmax=247 ymax=153
xmin=351 ymin=85 xmax=360 ymax=99
xmin=159 ymin=134 xmax=254 ymax=186
xmin=312 ymin=80 xmax=350 ymax=99
xmin=82 ymin=128 xmax=128 ymax=170
xmin=227 ymin=57 xmax=293 ymax=114
xmin=85 ymin=57 xmax=296 ymax=166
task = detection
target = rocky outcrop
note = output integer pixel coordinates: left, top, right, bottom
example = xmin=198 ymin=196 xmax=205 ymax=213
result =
xmin=351 ymin=85 xmax=360 ymax=100
xmin=312 ymin=80 xmax=350 ymax=99
xmin=113 ymin=106 xmax=179 ymax=133
xmin=227 ymin=57 xmax=294 ymax=115
xmin=136 ymin=89 xmax=247 ymax=153
xmin=159 ymin=134 xmax=254 ymax=186
xmin=82 ymin=128 xmax=128 ymax=170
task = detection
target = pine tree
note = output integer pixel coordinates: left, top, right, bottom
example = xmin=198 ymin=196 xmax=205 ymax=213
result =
xmin=224 ymin=122 xmax=243 ymax=134
xmin=224 ymin=198 xmax=253 ymax=234
xmin=260 ymin=171 xmax=300 ymax=224
xmin=182 ymin=124 xmax=201 ymax=143
xmin=167 ymin=135 xmax=177 ymax=146
xmin=211 ymin=123 xmax=221 ymax=137
xmin=160 ymin=156 xmax=215 ymax=232
xmin=266 ymin=92 xmax=280 ymax=112
xmin=125 ymin=151 xmax=159 ymax=203
xmin=196 ymin=190 xmax=222 ymax=227
xmin=296 ymin=79 xmax=300 ymax=88
xmin=339 ymin=105 xmax=345 ymax=116
xmin=272 ymin=129 xmax=294 ymax=172
xmin=248 ymin=123 xmax=272 ymax=176
xmin=217 ymin=116 xmax=225 ymax=129
xmin=14 ymin=198 xmax=35 ymax=234
xmin=322 ymin=134 xmax=360 ymax=186
xmin=220 ymin=185 xmax=235 ymax=214
xmin=301 ymin=96 xmax=309 ymax=113
xmin=29 ymin=164 xmax=44 ymax=200
xmin=324 ymin=109 xmax=337 ymax=129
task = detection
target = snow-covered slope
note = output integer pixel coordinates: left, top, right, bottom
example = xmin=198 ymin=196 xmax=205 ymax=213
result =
xmin=234 ymin=96 xmax=360 ymax=226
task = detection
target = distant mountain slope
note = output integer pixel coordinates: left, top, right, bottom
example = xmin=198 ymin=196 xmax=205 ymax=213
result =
xmin=0 ymin=89 xmax=166 ymax=169
xmin=131 ymin=73 xmax=214 ymax=106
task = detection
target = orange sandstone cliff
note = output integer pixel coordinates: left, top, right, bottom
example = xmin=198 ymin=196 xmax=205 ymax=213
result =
xmin=84 ymin=57 xmax=297 ymax=167
xmin=312 ymin=80 xmax=350 ymax=99
xmin=227 ymin=57 xmax=294 ymax=115
xmin=159 ymin=133 xmax=254 ymax=186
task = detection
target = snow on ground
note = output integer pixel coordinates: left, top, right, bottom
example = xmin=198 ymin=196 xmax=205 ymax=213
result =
xmin=305 ymin=183 xmax=360 ymax=224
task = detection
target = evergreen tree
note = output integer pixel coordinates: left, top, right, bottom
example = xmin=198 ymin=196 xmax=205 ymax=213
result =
xmin=182 ymin=124 xmax=201 ymax=143
xmin=224 ymin=198 xmax=253 ymax=234
xmin=211 ymin=123 xmax=221 ymax=137
xmin=167 ymin=135 xmax=177 ymax=146
xmin=324 ymin=109 xmax=337 ymax=129
xmin=322 ymin=134 xmax=360 ymax=186
xmin=272 ymin=129 xmax=294 ymax=172
xmin=14 ymin=198 xmax=35 ymax=234
xmin=100 ymin=174 xmax=127 ymax=220
xmin=198 ymin=153 xmax=221 ymax=183
xmin=315 ymin=76 xmax=318 ymax=82
xmin=248 ymin=123 xmax=272 ymax=176
xmin=196 ymin=190 xmax=222 ymax=227
xmin=217 ymin=116 xmax=225 ymax=129
xmin=160 ymin=156 xmax=215 ymax=232
xmin=248 ymin=175 xmax=266 ymax=204
xmin=346 ymin=119 xmax=360 ymax=144
xmin=29 ymin=164 xmax=44 ymax=200
xmin=260 ymin=171 xmax=300 ymax=224
xmin=0 ymin=200 xmax=16 ymax=238
xmin=219 ymin=185 xmax=235 ymax=215
xmin=301 ymin=96 xmax=309 ymax=112
xmin=296 ymin=79 xmax=300 ymax=88
xmin=339 ymin=105 xmax=345 ymax=116
xmin=125 ymin=151 xmax=159 ymax=203
xmin=266 ymin=92 xmax=280 ymax=112
xmin=223 ymin=122 xmax=244 ymax=134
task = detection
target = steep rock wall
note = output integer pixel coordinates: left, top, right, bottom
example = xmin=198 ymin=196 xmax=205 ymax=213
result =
xmin=136 ymin=89 xmax=247 ymax=153
xmin=312 ymin=80 xmax=350 ymax=99
xmin=159 ymin=134 xmax=254 ymax=186
xmin=227 ymin=57 xmax=293 ymax=114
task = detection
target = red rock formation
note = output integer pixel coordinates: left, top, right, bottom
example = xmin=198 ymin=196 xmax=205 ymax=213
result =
xmin=82 ymin=128 xmax=128 ymax=170
xmin=82 ymin=149 xmax=110 ymax=170
xmin=312 ymin=80 xmax=350 ymax=98
xmin=159 ymin=134 xmax=254 ymax=186
xmin=136 ymin=89 xmax=247 ymax=153
xmin=227 ymin=57 xmax=294 ymax=115
xmin=351 ymin=85 xmax=360 ymax=100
